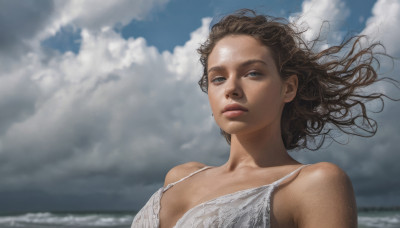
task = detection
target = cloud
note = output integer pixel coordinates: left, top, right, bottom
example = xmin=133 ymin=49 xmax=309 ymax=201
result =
xmin=0 ymin=0 xmax=55 ymax=67
xmin=46 ymin=0 xmax=169 ymax=35
xmin=0 ymin=0 xmax=226 ymax=210
xmin=0 ymin=0 xmax=170 ymax=66
xmin=361 ymin=0 xmax=400 ymax=56
xmin=289 ymin=0 xmax=350 ymax=44
xmin=291 ymin=0 xmax=400 ymax=207
xmin=350 ymin=0 xmax=400 ymax=206
xmin=0 ymin=16 xmax=229 ymax=210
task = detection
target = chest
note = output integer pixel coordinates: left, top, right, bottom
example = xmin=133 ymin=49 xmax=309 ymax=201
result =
xmin=158 ymin=174 xmax=278 ymax=228
xmin=159 ymin=185 xmax=297 ymax=228
xmin=156 ymin=168 xmax=301 ymax=228
xmin=160 ymin=185 xmax=272 ymax=228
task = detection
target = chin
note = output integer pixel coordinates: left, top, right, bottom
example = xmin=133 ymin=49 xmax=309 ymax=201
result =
xmin=220 ymin=123 xmax=255 ymax=135
xmin=220 ymin=119 xmax=275 ymax=136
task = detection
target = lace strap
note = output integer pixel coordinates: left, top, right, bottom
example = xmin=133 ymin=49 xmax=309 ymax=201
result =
xmin=272 ymin=164 xmax=309 ymax=187
xmin=163 ymin=166 xmax=212 ymax=192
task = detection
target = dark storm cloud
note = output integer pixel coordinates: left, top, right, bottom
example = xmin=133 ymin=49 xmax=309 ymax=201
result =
xmin=0 ymin=1 xmax=54 ymax=56
xmin=292 ymin=99 xmax=400 ymax=206
xmin=0 ymin=79 xmax=39 ymax=136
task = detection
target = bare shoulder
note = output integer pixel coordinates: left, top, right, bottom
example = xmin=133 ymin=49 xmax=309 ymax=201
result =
xmin=300 ymin=162 xmax=350 ymax=184
xmin=296 ymin=162 xmax=354 ymax=198
xmin=293 ymin=162 xmax=357 ymax=227
xmin=163 ymin=161 xmax=207 ymax=187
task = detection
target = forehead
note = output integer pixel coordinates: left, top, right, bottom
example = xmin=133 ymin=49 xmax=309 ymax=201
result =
xmin=208 ymin=35 xmax=275 ymax=68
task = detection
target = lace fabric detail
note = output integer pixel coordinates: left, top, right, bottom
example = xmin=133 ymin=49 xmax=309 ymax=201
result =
xmin=173 ymin=184 xmax=272 ymax=228
xmin=131 ymin=188 xmax=163 ymax=228
xmin=132 ymin=165 xmax=308 ymax=228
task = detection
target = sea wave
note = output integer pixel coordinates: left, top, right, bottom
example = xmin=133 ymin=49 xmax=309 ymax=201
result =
xmin=1 ymin=211 xmax=400 ymax=228
xmin=358 ymin=211 xmax=400 ymax=228
xmin=0 ymin=212 xmax=134 ymax=228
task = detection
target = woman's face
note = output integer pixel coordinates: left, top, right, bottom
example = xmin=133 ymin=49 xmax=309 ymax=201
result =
xmin=207 ymin=35 xmax=297 ymax=136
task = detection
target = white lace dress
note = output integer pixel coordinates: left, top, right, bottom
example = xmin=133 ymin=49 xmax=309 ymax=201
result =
xmin=131 ymin=165 xmax=308 ymax=228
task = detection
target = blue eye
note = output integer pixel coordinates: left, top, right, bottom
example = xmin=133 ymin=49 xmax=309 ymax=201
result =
xmin=247 ymin=71 xmax=261 ymax=77
xmin=211 ymin=77 xmax=225 ymax=83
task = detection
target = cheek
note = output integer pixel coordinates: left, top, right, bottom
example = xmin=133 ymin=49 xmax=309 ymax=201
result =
xmin=208 ymin=89 xmax=220 ymax=114
xmin=249 ymin=85 xmax=284 ymax=115
xmin=208 ymin=89 xmax=227 ymax=127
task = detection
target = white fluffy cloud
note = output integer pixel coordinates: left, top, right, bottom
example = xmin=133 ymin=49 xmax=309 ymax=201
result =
xmin=0 ymin=0 xmax=170 ymax=63
xmin=362 ymin=0 xmax=400 ymax=56
xmin=290 ymin=0 xmax=350 ymax=43
xmin=44 ymin=0 xmax=169 ymax=37
xmin=0 ymin=1 xmax=227 ymax=209
xmin=0 ymin=16 xmax=229 ymax=197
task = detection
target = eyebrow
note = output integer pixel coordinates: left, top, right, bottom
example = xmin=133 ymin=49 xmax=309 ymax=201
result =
xmin=208 ymin=59 xmax=268 ymax=74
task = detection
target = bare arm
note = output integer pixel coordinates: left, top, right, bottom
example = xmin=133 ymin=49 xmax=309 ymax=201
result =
xmin=296 ymin=162 xmax=357 ymax=228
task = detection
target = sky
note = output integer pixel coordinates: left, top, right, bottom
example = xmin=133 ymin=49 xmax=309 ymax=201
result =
xmin=0 ymin=0 xmax=399 ymax=212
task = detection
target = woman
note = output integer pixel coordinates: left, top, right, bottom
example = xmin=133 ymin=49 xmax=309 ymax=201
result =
xmin=132 ymin=9 xmax=394 ymax=228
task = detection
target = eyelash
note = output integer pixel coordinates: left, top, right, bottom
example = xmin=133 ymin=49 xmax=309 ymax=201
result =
xmin=246 ymin=71 xmax=262 ymax=77
xmin=210 ymin=77 xmax=225 ymax=83
xmin=210 ymin=71 xmax=262 ymax=83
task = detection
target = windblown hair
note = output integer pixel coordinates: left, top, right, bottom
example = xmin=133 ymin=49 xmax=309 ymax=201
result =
xmin=198 ymin=9 xmax=397 ymax=150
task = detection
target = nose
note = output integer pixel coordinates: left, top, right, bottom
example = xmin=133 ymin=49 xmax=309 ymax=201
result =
xmin=224 ymin=77 xmax=243 ymax=99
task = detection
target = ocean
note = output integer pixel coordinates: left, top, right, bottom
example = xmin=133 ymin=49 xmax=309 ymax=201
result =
xmin=0 ymin=212 xmax=133 ymax=228
xmin=0 ymin=210 xmax=399 ymax=228
xmin=358 ymin=210 xmax=400 ymax=228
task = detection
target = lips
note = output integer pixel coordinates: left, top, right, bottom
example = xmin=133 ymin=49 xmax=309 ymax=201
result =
xmin=222 ymin=103 xmax=248 ymax=113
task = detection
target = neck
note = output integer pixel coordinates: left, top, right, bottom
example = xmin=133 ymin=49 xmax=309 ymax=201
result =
xmin=223 ymin=125 xmax=298 ymax=171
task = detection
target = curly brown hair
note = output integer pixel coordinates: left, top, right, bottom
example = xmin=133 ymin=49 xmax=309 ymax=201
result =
xmin=198 ymin=9 xmax=398 ymax=150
